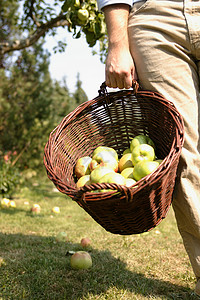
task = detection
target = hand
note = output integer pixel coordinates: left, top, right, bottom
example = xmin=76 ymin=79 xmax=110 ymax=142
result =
xmin=105 ymin=45 xmax=137 ymax=89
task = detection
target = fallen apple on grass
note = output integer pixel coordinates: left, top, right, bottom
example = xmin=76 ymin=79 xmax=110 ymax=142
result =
xmin=70 ymin=251 xmax=92 ymax=270
xmin=9 ymin=200 xmax=16 ymax=208
xmin=31 ymin=204 xmax=41 ymax=214
xmin=81 ymin=237 xmax=91 ymax=248
xmin=52 ymin=206 xmax=60 ymax=214
xmin=56 ymin=231 xmax=68 ymax=242
xmin=0 ymin=198 xmax=10 ymax=208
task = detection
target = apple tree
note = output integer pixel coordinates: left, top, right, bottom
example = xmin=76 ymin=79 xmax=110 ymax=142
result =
xmin=0 ymin=0 xmax=107 ymax=66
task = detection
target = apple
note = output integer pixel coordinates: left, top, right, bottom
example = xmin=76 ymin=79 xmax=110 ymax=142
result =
xmin=121 ymin=167 xmax=135 ymax=179
xmin=122 ymin=148 xmax=131 ymax=155
xmin=125 ymin=178 xmax=137 ymax=187
xmin=76 ymin=175 xmax=91 ymax=188
xmin=77 ymin=9 xmax=89 ymax=22
xmin=133 ymin=161 xmax=160 ymax=181
xmin=1 ymin=198 xmax=10 ymax=208
xmin=90 ymin=166 xmax=115 ymax=183
xmin=118 ymin=153 xmax=133 ymax=172
xmin=70 ymin=251 xmax=92 ymax=269
xmin=52 ymin=206 xmax=60 ymax=214
xmin=90 ymin=151 xmax=118 ymax=172
xmin=131 ymin=144 xmax=155 ymax=166
xmin=155 ymin=159 xmax=163 ymax=164
xmin=31 ymin=204 xmax=41 ymax=214
xmin=130 ymin=134 xmax=155 ymax=152
xmin=81 ymin=237 xmax=91 ymax=248
xmin=56 ymin=231 xmax=68 ymax=242
xmin=92 ymin=146 xmax=118 ymax=161
xmin=99 ymin=172 xmax=126 ymax=185
xmin=9 ymin=200 xmax=16 ymax=208
xmin=75 ymin=156 xmax=92 ymax=179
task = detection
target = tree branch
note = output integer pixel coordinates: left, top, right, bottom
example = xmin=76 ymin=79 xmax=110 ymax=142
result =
xmin=0 ymin=14 xmax=69 ymax=56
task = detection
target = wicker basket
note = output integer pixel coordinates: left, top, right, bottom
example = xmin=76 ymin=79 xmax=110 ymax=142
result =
xmin=44 ymin=82 xmax=184 ymax=235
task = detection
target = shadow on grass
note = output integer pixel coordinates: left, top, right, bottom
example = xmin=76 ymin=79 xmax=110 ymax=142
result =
xmin=0 ymin=232 xmax=198 ymax=300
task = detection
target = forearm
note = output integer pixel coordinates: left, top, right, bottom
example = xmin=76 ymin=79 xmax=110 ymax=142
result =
xmin=102 ymin=4 xmax=136 ymax=89
xmin=103 ymin=4 xmax=130 ymax=49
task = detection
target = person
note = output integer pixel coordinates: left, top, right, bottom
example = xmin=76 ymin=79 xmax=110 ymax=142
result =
xmin=97 ymin=0 xmax=200 ymax=295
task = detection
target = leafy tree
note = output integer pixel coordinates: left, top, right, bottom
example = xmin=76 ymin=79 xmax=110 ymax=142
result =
xmin=0 ymin=0 xmax=107 ymax=65
xmin=73 ymin=73 xmax=88 ymax=105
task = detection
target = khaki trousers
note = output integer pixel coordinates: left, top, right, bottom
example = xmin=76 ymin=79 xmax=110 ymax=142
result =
xmin=128 ymin=0 xmax=200 ymax=278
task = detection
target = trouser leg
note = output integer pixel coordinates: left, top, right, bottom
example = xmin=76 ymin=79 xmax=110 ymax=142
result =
xmin=128 ymin=0 xmax=200 ymax=278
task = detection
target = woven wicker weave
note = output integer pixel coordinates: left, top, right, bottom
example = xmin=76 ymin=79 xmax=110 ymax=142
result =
xmin=44 ymin=83 xmax=184 ymax=235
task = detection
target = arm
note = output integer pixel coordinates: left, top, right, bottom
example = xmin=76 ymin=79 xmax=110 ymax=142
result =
xmin=103 ymin=4 xmax=137 ymax=89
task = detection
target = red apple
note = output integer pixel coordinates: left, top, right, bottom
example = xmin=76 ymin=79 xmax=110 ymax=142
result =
xmin=31 ymin=204 xmax=41 ymax=214
xmin=70 ymin=251 xmax=92 ymax=269
xmin=75 ymin=156 xmax=92 ymax=179
xmin=81 ymin=237 xmax=91 ymax=248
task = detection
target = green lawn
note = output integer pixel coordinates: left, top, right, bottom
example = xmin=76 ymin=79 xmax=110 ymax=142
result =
xmin=0 ymin=172 xmax=198 ymax=299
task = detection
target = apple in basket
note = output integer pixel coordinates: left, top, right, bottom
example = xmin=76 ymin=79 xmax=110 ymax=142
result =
xmin=76 ymin=175 xmax=91 ymax=188
xmin=133 ymin=160 xmax=160 ymax=181
xmin=92 ymin=146 xmax=118 ymax=161
xmin=121 ymin=167 xmax=135 ymax=179
xmin=75 ymin=156 xmax=92 ymax=179
xmin=70 ymin=251 xmax=92 ymax=270
xmin=118 ymin=153 xmax=134 ymax=172
xmin=97 ymin=172 xmax=126 ymax=192
xmin=90 ymin=166 xmax=115 ymax=184
xmin=131 ymin=144 xmax=155 ymax=166
xmin=130 ymin=134 xmax=155 ymax=152
xmin=125 ymin=178 xmax=137 ymax=187
xmin=90 ymin=150 xmax=118 ymax=172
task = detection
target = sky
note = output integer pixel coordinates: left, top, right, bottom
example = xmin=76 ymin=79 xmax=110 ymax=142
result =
xmin=44 ymin=28 xmax=106 ymax=100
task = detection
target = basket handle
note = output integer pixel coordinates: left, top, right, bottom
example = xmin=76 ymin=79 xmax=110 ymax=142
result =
xmin=98 ymin=80 xmax=140 ymax=96
xmin=75 ymin=182 xmax=136 ymax=203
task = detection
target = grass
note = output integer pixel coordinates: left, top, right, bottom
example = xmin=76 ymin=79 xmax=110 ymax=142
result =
xmin=0 ymin=171 xmax=199 ymax=300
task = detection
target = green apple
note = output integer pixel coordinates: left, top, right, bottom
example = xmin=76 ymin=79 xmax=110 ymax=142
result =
xmin=9 ymin=200 xmax=16 ymax=208
xmin=133 ymin=161 xmax=160 ymax=181
xmin=75 ymin=156 xmax=92 ymax=179
xmin=98 ymin=172 xmax=126 ymax=192
xmin=70 ymin=251 xmax=92 ymax=270
xmin=92 ymin=146 xmax=118 ymax=161
xmin=1 ymin=198 xmax=10 ymax=208
xmin=76 ymin=175 xmax=91 ymax=188
xmin=125 ymin=178 xmax=137 ymax=187
xmin=52 ymin=206 xmax=60 ymax=214
xmin=56 ymin=232 xmax=68 ymax=242
xmin=90 ymin=151 xmax=118 ymax=172
xmin=118 ymin=153 xmax=133 ymax=172
xmin=130 ymin=134 xmax=155 ymax=152
xmin=155 ymin=159 xmax=163 ymax=165
xmin=132 ymin=144 xmax=155 ymax=166
xmin=90 ymin=166 xmax=115 ymax=183
xmin=99 ymin=172 xmax=126 ymax=185
xmin=122 ymin=148 xmax=131 ymax=155
xmin=77 ymin=9 xmax=89 ymax=22
xmin=121 ymin=167 xmax=135 ymax=179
